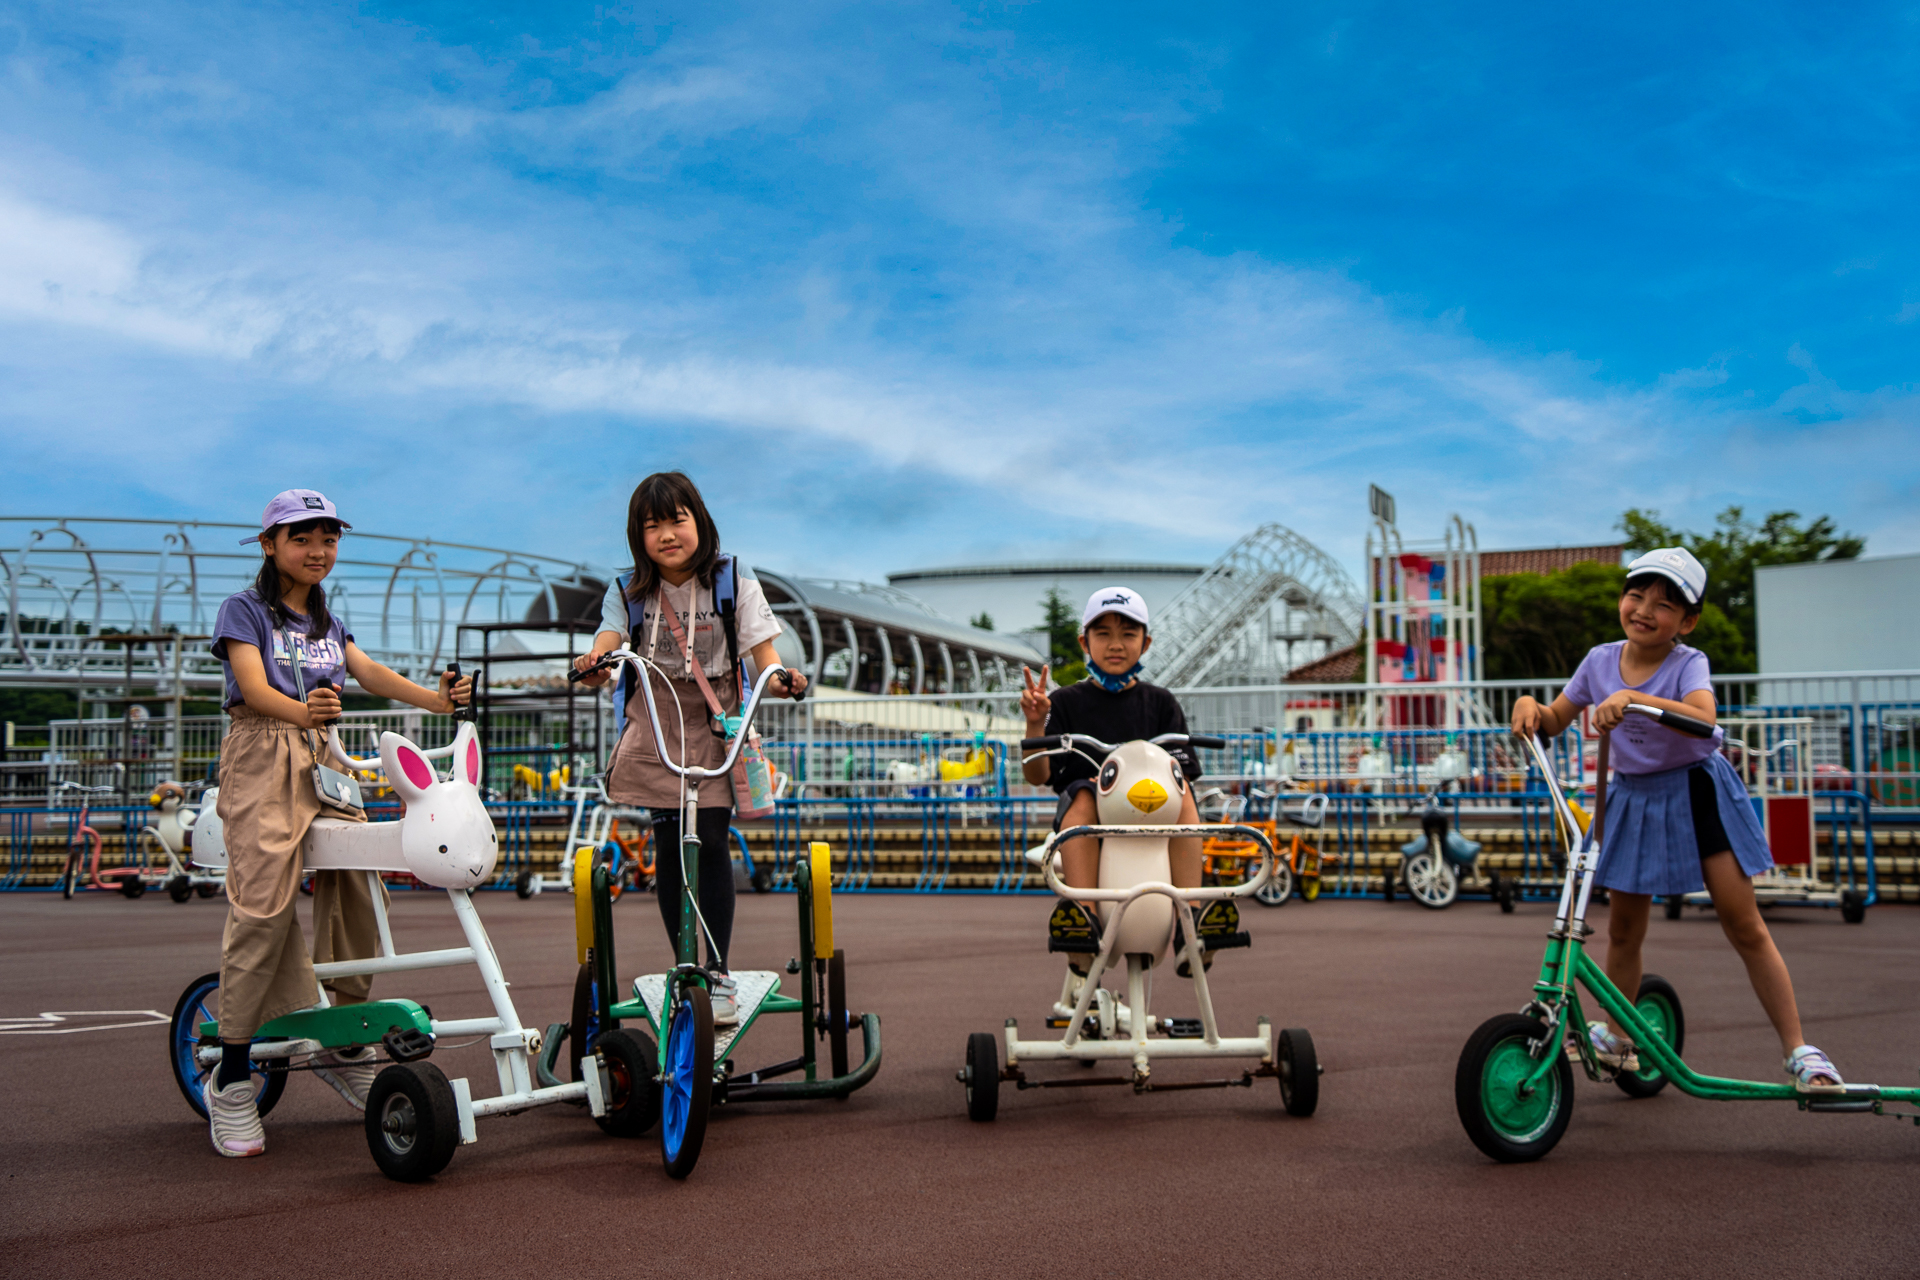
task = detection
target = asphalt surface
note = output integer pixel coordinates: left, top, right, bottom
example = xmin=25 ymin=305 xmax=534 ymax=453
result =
xmin=3 ymin=887 xmax=1918 ymax=1279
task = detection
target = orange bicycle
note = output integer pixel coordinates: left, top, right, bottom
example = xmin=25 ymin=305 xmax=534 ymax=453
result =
xmin=1200 ymin=791 xmax=1335 ymax=906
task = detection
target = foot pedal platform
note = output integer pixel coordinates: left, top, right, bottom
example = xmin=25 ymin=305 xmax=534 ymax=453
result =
xmin=382 ymin=1027 xmax=435 ymax=1062
xmin=1163 ymin=1019 xmax=1204 ymax=1039
xmin=1047 ymin=901 xmax=1102 ymax=954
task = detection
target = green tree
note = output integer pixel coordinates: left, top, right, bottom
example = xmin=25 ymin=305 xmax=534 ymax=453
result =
xmin=1483 ymin=562 xmax=1746 ymax=679
xmin=969 ymin=611 xmax=994 ymax=631
xmin=1619 ymin=506 xmax=1863 ymax=672
xmin=1039 ymin=588 xmax=1087 ymax=684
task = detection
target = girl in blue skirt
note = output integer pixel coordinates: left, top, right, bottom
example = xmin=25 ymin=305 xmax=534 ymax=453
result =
xmin=1511 ymin=547 xmax=1843 ymax=1092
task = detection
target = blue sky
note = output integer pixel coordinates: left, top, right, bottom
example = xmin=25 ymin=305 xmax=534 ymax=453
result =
xmin=1 ymin=1 xmax=1915 ymax=587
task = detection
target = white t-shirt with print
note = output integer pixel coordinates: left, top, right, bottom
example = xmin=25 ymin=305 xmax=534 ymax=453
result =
xmin=599 ymin=569 xmax=782 ymax=680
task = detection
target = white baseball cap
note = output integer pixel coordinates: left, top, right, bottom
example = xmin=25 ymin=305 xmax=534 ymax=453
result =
xmin=1625 ymin=546 xmax=1707 ymax=606
xmin=1081 ymin=586 xmax=1149 ymax=633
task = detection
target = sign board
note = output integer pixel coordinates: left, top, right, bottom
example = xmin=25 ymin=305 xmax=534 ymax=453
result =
xmin=1368 ymin=484 xmax=1396 ymax=527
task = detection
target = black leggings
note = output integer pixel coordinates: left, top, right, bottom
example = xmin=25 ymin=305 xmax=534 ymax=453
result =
xmin=650 ymin=806 xmax=735 ymax=971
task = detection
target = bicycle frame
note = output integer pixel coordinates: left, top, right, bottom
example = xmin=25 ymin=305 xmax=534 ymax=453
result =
xmin=1514 ymin=721 xmax=1920 ymax=1117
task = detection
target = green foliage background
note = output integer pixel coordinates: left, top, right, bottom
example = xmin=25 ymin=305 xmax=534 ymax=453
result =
xmin=1480 ymin=507 xmax=1861 ymax=679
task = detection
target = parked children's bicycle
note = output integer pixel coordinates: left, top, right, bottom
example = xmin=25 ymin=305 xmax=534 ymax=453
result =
xmin=1455 ymin=704 xmax=1920 ymax=1163
xmin=56 ymin=779 xmax=151 ymax=899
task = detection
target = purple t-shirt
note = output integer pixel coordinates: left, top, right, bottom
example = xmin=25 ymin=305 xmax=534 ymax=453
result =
xmin=211 ymin=590 xmax=353 ymax=710
xmin=1562 ymin=641 xmax=1718 ymax=774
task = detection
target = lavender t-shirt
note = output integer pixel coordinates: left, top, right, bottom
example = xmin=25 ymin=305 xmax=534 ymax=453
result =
xmin=1561 ymin=641 xmax=1718 ymax=775
xmin=211 ymin=590 xmax=353 ymax=710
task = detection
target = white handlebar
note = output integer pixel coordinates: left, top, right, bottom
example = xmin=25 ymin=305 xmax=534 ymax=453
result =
xmin=601 ymin=648 xmax=792 ymax=780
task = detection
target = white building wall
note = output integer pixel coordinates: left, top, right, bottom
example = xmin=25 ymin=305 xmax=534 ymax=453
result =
xmin=885 ymin=564 xmax=1205 ymax=634
xmin=1756 ymin=553 xmax=1920 ymax=673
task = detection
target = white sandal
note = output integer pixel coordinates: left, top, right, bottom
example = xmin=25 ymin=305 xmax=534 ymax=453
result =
xmin=1785 ymin=1044 xmax=1845 ymax=1093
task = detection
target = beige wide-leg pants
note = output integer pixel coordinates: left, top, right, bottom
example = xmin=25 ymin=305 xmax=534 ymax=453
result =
xmin=215 ymin=708 xmax=385 ymax=1040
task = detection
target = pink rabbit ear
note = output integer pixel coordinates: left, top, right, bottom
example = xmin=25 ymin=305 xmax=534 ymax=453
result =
xmin=464 ymin=738 xmax=481 ymax=785
xmin=396 ymin=746 xmax=433 ymax=792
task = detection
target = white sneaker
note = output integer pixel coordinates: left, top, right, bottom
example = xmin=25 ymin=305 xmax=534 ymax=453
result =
xmin=1586 ymin=1020 xmax=1639 ymax=1072
xmin=203 ymin=1076 xmax=266 ymax=1158
xmin=312 ymin=1047 xmax=379 ymax=1111
xmin=710 ymin=974 xmax=739 ymax=1027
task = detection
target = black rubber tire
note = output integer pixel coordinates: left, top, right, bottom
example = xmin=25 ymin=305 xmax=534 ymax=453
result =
xmin=827 ymin=949 xmax=850 ymax=1080
xmin=514 ymin=867 xmax=534 ymax=899
xmin=1616 ymin=973 xmax=1685 ymax=1099
xmin=589 ymin=1027 xmax=659 ymax=1137
xmin=196 ymin=882 xmax=220 ymax=899
xmin=365 ymin=1062 xmax=460 ymax=1182
xmin=168 ymin=972 xmax=288 ymax=1119
xmin=1381 ymin=863 xmax=1395 ymax=902
xmin=750 ymin=866 xmax=774 ymax=894
xmin=1456 ymin=1013 xmax=1573 ymax=1163
xmin=964 ymin=1031 xmax=1000 ymax=1122
xmin=60 ymin=850 xmax=79 ymax=899
xmin=1841 ymin=890 xmax=1867 ymax=925
xmin=168 ymin=875 xmax=193 ymax=903
xmin=1277 ymin=1027 xmax=1319 ymax=1117
xmin=1496 ymin=877 xmax=1516 ymax=914
xmin=1664 ymin=896 xmax=1684 ymax=920
xmin=568 ymin=962 xmax=601 ymax=1087
xmin=120 ymin=875 xmax=147 ymax=899
xmin=660 ymin=987 xmax=714 ymax=1179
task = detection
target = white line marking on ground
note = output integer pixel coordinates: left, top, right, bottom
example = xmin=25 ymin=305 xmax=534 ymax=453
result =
xmin=0 ymin=1010 xmax=168 ymax=1035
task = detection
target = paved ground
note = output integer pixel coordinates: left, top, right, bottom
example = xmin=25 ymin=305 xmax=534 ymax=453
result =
xmin=2 ymin=887 xmax=1917 ymax=1279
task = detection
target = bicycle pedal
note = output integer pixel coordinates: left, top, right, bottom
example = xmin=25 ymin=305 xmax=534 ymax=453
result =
xmin=381 ymin=1027 xmax=435 ymax=1063
xmin=1163 ymin=1019 xmax=1204 ymax=1039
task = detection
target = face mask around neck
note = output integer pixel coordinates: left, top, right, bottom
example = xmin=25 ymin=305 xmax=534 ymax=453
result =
xmin=1086 ymin=659 xmax=1144 ymax=692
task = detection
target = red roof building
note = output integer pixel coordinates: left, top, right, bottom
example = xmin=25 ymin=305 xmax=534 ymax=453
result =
xmin=1479 ymin=545 xmax=1623 ymax=577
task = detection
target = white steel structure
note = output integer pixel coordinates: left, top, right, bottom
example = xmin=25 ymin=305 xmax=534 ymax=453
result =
xmin=1364 ymin=509 xmax=1484 ymax=729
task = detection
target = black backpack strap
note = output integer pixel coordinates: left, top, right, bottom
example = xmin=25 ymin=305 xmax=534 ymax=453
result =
xmin=714 ymin=554 xmax=744 ymax=690
xmin=616 ymin=571 xmax=640 ymax=708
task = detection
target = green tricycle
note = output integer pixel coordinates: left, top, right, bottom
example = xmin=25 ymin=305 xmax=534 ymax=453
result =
xmin=1456 ymin=704 xmax=1920 ymax=1162
xmin=548 ymin=650 xmax=881 ymax=1179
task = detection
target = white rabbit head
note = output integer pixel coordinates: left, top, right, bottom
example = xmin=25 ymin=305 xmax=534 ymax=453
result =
xmin=378 ymin=721 xmax=498 ymax=889
xmin=1093 ymin=739 xmax=1189 ymax=825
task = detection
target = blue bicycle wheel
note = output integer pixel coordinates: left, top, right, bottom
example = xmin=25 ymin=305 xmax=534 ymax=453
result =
xmin=168 ymin=972 xmax=288 ymax=1120
xmin=659 ymin=987 xmax=713 ymax=1178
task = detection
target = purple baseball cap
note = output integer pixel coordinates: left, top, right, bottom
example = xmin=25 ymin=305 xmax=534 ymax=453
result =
xmin=240 ymin=489 xmax=353 ymax=544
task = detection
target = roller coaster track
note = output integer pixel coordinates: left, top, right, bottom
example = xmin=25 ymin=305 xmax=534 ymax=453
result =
xmin=1148 ymin=523 xmax=1363 ymax=689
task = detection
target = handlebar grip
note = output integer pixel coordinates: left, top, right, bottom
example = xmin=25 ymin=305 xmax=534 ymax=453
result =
xmin=778 ymin=668 xmax=809 ymax=702
xmin=1650 ymin=706 xmax=1716 ymax=738
xmin=1188 ymin=735 xmax=1227 ymax=750
xmin=1021 ymin=736 xmax=1062 ymax=750
xmin=313 ymin=678 xmax=342 ymax=727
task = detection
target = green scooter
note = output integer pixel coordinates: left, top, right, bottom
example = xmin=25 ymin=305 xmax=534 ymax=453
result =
xmin=1456 ymin=704 xmax=1920 ymax=1162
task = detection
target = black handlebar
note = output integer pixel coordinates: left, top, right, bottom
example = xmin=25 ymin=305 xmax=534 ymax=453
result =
xmin=313 ymin=678 xmax=342 ymax=727
xmin=1636 ymin=704 xmax=1715 ymax=738
xmin=1187 ymin=734 xmax=1227 ymax=750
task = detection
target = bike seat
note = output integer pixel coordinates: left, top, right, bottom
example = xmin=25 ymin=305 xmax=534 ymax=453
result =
xmin=1284 ymin=794 xmax=1329 ymax=829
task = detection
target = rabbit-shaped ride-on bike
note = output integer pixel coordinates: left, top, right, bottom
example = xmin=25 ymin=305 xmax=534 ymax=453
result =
xmin=172 ymin=688 xmax=607 ymax=1182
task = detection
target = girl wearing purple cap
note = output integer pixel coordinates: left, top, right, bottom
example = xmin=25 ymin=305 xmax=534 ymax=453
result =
xmin=200 ymin=490 xmax=474 ymax=1157
xmin=1511 ymin=548 xmax=1842 ymax=1093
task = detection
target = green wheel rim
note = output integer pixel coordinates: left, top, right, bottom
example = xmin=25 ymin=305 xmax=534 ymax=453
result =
xmin=1479 ymin=1034 xmax=1562 ymax=1143
xmin=1629 ymin=994 xmax=1673 ymax=1084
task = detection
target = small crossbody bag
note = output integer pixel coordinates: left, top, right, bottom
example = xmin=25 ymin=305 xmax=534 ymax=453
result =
xmin=657 ymin=591 xmax=777 ymax=820
xmin=283 ymin=626 xmax=365 ymax=816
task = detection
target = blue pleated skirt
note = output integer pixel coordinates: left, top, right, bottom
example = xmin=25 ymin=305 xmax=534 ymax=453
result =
xmin=1593 ymin=752 xmax=1773 ymax=896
